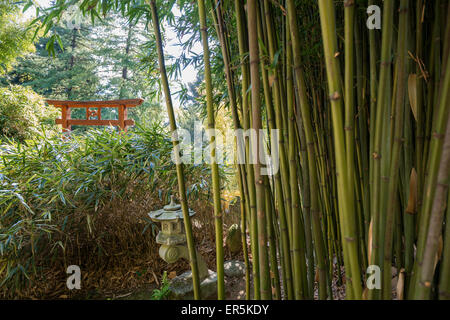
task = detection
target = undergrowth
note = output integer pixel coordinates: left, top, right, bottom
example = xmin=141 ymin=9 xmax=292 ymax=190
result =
xmin=0 ymin=123 xmax=225 ymax=298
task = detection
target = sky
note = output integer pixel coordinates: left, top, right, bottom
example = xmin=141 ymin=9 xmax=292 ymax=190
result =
xmin=24 ymin=1 xmax=202 ymax=110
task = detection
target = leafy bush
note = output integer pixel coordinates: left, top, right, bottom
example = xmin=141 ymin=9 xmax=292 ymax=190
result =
xmin=0 ymin=124 xmax=216 ymax=298
xmin=0 ymin=85 xmax=58 ymax=141
xmin=0 ymin=1 xmax=35 ymax=74
xmin=150 ymin=271 xmax=171 ymax=300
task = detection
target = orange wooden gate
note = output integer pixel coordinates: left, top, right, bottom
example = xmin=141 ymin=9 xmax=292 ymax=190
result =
xmin=46 ymin=99 xmax=144 ymax=133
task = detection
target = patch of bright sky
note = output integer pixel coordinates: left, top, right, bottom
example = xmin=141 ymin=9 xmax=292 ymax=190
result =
xmin=24 ymin=0 xmax=202 ymax=111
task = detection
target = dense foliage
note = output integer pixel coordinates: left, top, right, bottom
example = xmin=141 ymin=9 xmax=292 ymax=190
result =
xmin=0 ymin=85 xmax=58 ymax=141
xmin=0 ymin=1 xmax=35 ymax=74
xmin=0 ymin=125 xmax=214 ymax=297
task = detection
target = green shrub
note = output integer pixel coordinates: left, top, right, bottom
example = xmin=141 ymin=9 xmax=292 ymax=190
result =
xmin=0 ymin=85 xmax=58 ymax=141
xmin=151 ymin=271 xmax=171 ymax=300
xmin=0 ymin=1 xmax=35 ymax=74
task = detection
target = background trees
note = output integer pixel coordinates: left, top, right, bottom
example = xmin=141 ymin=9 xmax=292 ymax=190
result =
xmin=0 ymin=1 xmax=35 ymax=74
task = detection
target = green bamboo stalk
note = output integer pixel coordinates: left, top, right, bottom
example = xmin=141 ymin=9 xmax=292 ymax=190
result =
xmin=354 ymin=16 xmax=370 ymax=250
xmin=415 ymin=50 xmax=450 ymax=300
xmin=291 ymin=33 xmax=316 ymax=299
xmin=197 ymin=0 xmax=225 ymax=299
xmin=262 ymin=0 xmax=293 ymax=249
xmin=412 ymin=4 xmax=450 ymax=297
xmin=345 ymin=0 xmax=367 ymax=273
xmin=368 ymin=0 xmax=378 ymax=243
xmin=296 ymin=108 xmax=315 ymax=298
xmin=368 ymin=0 xmax=395 ymax=300
xmin=421 ymin=2 xmax=441 ymax=182
xmin=415 ymin=0 xmax=425 ymax=218
xmin=382 ymin=0 xmax=409 ymax=299
xmin=258 ymin=21 xmax=294 ymax=299
xmin=210 ymin=0 xmax=251 ymax=299
xmin=264 ymin=176 xmax=282 ymax=299
xmin=233 ymin=0 xmax=260 ymax=298
xmin=317 ymin=0 xmax=363 ymax=299
xmin=248 ymin=0 xmax=271 ymax=300
xmin=344 ymin=0 xmax=356 ymax=225
xmin=285 ymin=22 xmax=314 ymax=300
xmin=287 ymin=0 xmax=328 ymax=299
xmin=148 ymin=0 xmax=201 ymax=299
xmin=237 ymin=166 xmax=251 ymax=300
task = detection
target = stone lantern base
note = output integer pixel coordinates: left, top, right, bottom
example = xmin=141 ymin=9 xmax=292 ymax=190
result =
xmin=169 ymin=269 xmax=217 ymax=300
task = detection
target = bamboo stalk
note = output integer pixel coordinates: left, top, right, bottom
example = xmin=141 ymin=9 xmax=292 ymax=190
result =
xmin=284 ymin=18 xmax=313 ymax=300
xmin=318 ymin=0 xmax=363 ymax=299
xmin=439 ymin=194 xmax=450 ymax=300
xmin=197 ymin=0 xmax=225 ymax=299
xmin=382 ymin=0 xmax=409 ymax=299
xmin=233 ymin=0 xmax=260 ymax=298
xmin=412 ymin=4 xmax=450 ymax=297
xmin=414 ymin=48 xmax=450 ymax=300
xmin=258 ymin=19 xmax=294 ymax=299
xmin=368 ymin=0 xmax=395 ymax=300
xmin=265 ymin=176 xmax=282 ymax=299
xmin=287 ymin=0 xmax=326 ymax=299
xmin=248 ymin=0 xmax=271 ymax=300
xmin=148 ymin=0 xmax=201 ymax=299
xmin=210 ymin=0 xmax=251 ymax=299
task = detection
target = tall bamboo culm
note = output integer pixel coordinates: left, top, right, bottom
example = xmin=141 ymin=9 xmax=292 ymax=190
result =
xmin=148 ymin=0 xmax=201 ymax=299
xmin=197 ymin=0 xmax=225 ymax=300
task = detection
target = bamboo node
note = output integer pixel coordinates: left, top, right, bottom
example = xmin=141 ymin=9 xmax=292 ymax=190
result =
xmin=432 ymin=132 xmax=444 ymax=139
xmin=330 ymin=92 xmax=341 ymax=101
xmin=438 ymin=290 xmax=450 ymax=298
xmin=344 ymin=0 xmax=355 ymax=7
xmin=345 ymin=236 xmax=355 ymax=242
xmin=437 ymin=181 xmax=449 ymax=188
xmin=372 ymin=152 xmax=381 ymax=159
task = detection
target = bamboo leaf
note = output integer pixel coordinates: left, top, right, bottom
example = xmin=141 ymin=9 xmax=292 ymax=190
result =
xmin=408 ymin=74 xmax=418 ymax=121
xmin=397 ymin=269 xmax=405 ymax=300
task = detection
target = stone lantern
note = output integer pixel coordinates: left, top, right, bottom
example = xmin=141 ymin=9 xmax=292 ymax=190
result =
xmin=148 ymin=195 xmax=216 ymax=299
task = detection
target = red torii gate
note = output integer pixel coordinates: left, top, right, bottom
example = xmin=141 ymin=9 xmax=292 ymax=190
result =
xmin=46 ymin=99 xmax=144 ymax=133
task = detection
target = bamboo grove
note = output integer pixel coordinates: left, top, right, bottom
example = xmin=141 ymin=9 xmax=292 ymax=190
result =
xmin=34 ymin=0 xmax=450 ymax=300
xmin=196 ymin=0 xmax=450 ymax=300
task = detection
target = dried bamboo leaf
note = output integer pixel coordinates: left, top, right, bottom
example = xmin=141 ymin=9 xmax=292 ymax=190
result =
xmin=397 ymin=268 xmax=405 ymax=300
xmin=406 ymin=168 xmax=417 ymax=214
xmin=408 ymin=74 xmax=418 ymax=121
